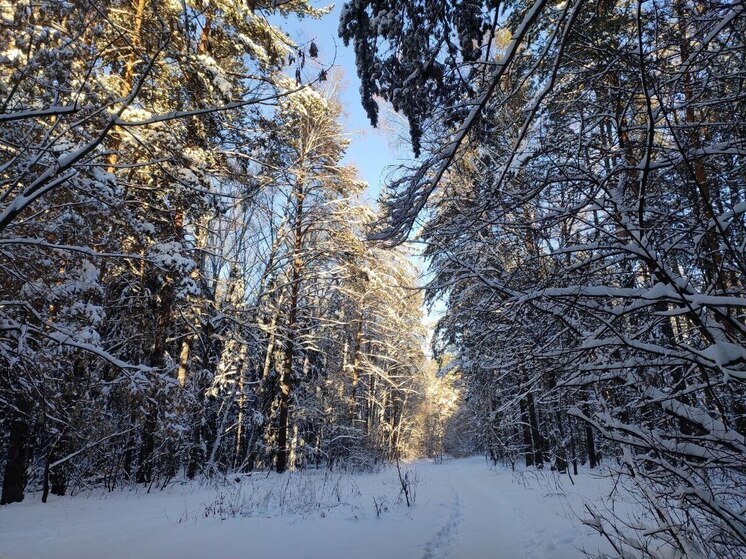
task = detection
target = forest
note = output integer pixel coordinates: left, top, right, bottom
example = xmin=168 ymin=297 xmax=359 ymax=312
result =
xmin=0 ymin=1 xmax=744 ymax=559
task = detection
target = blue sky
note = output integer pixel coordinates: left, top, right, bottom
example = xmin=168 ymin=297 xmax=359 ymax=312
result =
xmin=276 ymin=2 xmax=409 ymax=204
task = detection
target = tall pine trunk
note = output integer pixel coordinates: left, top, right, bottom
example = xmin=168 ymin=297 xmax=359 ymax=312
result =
xmin=276 ymin=181 xmax=305 ymax=474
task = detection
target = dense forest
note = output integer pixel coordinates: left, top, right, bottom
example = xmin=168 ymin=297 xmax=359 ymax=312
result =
xmin=0 ymin=0 xmax=446 ymax=501
xmin=341 ymin=1 xmax=745 ymax=556
xmin=1 ymin=1 xmax=744 ymax=559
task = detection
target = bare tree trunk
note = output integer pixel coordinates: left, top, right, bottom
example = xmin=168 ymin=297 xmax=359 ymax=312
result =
xmin=583 ymin=403 xmax=598 ymax=468
xmin=350 ymin=311 xmax=364 ymax=424
xmin=1 ymin=403 xmax=29 ymax=504
xmin=233 ymin=361 xmax=247 ymax=471
xmin=527 ymin=392 xmax=544 ymax=468
xmin=519 ymin=398 xmax=534 ymax=467
xmin=136 ymin=403 xmax=157 ymax=484
xmin=277 ymin=182 xmax=305 ymax=474
xmin=366 ymin=344 xmax=376 ymax=436
xmin=177 ymin=336 xmax=191 ymax=388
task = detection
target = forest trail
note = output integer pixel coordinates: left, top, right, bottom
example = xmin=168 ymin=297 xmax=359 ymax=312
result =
xmin=415 ymin=457 xmax=602 ymax=559
xmin=0 ymin=457 xmax=622 ymax=559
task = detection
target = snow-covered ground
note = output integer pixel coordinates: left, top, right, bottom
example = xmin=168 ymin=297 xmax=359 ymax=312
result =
xmin=0 ymin=457 xmax=633 ymax=559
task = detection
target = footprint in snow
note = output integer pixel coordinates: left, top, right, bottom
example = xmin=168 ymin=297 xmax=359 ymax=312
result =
xmin=421 ymin=495 xmax=463 ymax=559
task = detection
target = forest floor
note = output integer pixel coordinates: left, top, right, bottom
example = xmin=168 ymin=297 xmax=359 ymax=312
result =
xmin=0 ymin=456 xmax=637 ymax=559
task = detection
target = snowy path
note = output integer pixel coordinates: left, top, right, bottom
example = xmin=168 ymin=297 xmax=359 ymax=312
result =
xmin=0 ymin=457 xmax=623 ymax=559
xmin=414 ymin=458 xmax=611 ymax=559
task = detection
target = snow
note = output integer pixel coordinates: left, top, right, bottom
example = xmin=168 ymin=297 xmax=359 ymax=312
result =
xmin=0 ymin=457 xmax=632 ymax=559
xmin=0 ymin=104 xmax=79 ymax=122
xmin=697 ymin=342 xmax=746 ymax=379
xmin=197 ymin=54 xmax=233 ymax=98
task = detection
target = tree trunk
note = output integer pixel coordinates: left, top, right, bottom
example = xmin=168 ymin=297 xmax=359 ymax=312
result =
xmin=519 ymin=398 xmax=534 ymax=467
xmin=177 ymin=336 xmax=191 ymax=388
xmin=1 ymin=408 xmax=29 ymax=505
xmin=106 ymin=0 xmax=148 ymax=172
xmin=583 ymin=403 xmax=598 ymax=468
xmin=350 ymin=311 xmax=364 ymax=424
xmin=136 ymin=404 xmax=156 ymax=484
xmin=277 ymin=181 xmax=305 ymax=474
xmin=526 ymin=392 xmax=544 ymax=467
